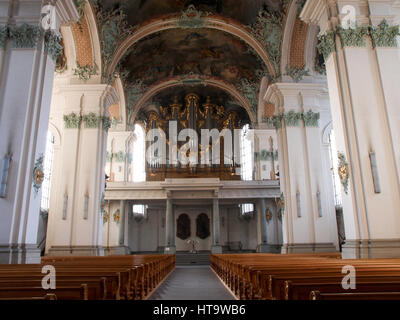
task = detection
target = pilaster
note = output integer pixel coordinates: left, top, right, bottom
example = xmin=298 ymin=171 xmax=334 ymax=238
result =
xmin=301 ymin=0 xmax=400 ymax=258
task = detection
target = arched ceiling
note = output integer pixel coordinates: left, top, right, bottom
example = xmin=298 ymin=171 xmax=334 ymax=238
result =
xmin=119 ymin=28 xmax=267 ymax=88
xmin=101 ymin=0 xmax=283 ymax=26
xmin=141 ymin=85 xmax=249 ymax=123
xmin=88 ymin=0 xmax=295 ymax=124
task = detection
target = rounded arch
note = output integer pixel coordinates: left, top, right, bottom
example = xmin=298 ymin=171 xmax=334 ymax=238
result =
xmin=128 ymin=76 xmax=256 ymax=124
xmin=280 ymin=0 xmax=299 ymax=76
xmin=322 ymin=121 xmax=333 ymax=146
xmin=48 ymin=122 xmax=61 ymax=147
xmin=107 ymin=15 xmax=276 ymax=78
xmin=58 ymin=2 xmax=103 ymax=82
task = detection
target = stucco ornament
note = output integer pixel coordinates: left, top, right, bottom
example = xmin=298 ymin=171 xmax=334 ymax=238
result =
xmin=82 ymin=112 xmax=100 ymax=128
xmin=32 ymin=154 xmax=45 ymax=195
xmin=113 ymin=209 xmax=121 ymax=224
xmin=44 ymin=31 xmax=63 ymax=62
xmin=338 ymin=152 xmax=350 ymax=195
xmin=177 ymin=5 xmax=211 ymax=29
xmin=317 ymin=31 xmax=336 ymax=61
xmin=284 ymin=110 xmax=302 ymax=127
xmin=302 ymin=110 xmax=320 ymax=127
xmin=63 ymin=113 xmax=82 ymax=129
xmin=249 ymin=8 xmax=283 ymax=75
xmin=285 ymin=65 xmax=309 ymax=82
xmin=0 ymin=25 xmax=7 ymax=48
xmin=369 ymin=20 xmax=400 ymax=48
xmin=265 ymin=208 xmax=272 ymax=223
xmin=337 ymin=26 xmax=369 ymax=47
xmin=74 ymin=62 xmax=98 ymax=82
xmin=8 ymin=24 xmax=42 ymax=48
xmin=103 ymin=210 xmax=109 ymax=224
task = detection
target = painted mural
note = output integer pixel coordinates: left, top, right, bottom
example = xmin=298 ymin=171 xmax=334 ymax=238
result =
xmin=119 ymin=28 xmax=267 ymax=88
xmin=101 ymin=0 xmax=284 ymax=26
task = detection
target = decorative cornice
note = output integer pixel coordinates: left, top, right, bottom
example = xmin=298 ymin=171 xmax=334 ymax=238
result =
xmin=318 ymin=20 xmax=400 ymax=61
xmin=285 ymin=65 xmax=310 ymax=82
xmin=63 ymin=113 xmax=82 ymax=128
xmin=337 ymin=26 xmax=369 ymax=47
xmin=370 ymin=20 xmax=400 ymax=48
xmin=8 ymin=24 xmax=42 ymax=49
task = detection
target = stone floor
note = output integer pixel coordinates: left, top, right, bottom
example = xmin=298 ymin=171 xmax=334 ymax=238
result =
xmin=148 ymin=266 xmax=235 ymax=300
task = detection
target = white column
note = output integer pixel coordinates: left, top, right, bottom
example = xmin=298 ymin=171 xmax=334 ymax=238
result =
xmin=211 ymin=198 xmax=222 ymax=253
xmin=164 ymin=198 xmax=176 ymax=253
xmin=301 ymin=0 xmax=400 ymax=258
xmin=256 ymin=198 xmax=270 ymax=252
xmin=0 ymin=0 xmax=78 ymax=263
xmin=265 ymin=83 xmax=339 ymax=253
xmin=45 ymin=84 xmax=118 ymax=256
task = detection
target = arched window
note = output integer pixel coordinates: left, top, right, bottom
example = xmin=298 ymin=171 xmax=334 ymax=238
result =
xmin=132 ymin=124 xmax=146 ymax=182
xmin=240 ymin=124 xmax=253 ymax=181
xmin=328 ymin=130 xmax=342 ymax=206
xmin=41 ymin=131 xmax=55 ymax=211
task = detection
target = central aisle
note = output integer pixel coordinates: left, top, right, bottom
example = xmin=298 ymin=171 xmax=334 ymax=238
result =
xmin=148 ymin=266 xmax=236 ymax=300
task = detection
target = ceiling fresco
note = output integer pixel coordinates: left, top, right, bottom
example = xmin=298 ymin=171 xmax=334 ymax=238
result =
xmin=119 ymin=28 xmax=267 ymax=88
xmin=88 ymin=0 xmax=295 ymax=123
xmin=100 ymin=0 xmax=283 ymax=26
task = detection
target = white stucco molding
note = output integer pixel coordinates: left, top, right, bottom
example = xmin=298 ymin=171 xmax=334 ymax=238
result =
xmin=264 ymin=82 xmax=329 ymax=113
xmin=55 ymin=0 xmax=80 ymax=25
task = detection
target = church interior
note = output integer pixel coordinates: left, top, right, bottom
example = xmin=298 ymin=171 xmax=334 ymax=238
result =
xmin=0 ymin=0 xmax=400 ymax=301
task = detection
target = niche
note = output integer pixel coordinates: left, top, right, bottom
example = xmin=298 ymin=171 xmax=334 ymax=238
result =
xmin=177 ymin=213 xmax=191 ymax=240
xmin=196 ymin=213 xmax=210 ymax=240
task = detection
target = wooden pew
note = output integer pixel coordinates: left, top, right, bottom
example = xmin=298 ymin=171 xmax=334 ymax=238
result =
xmin=0 ymin=284 xmax=88 ymax=300
xmin=310 ymin=290 xmax=400 ymax=300
xmin=0 ymin=254 xmax=175 ymax=300
xmin=210 ymin=253 xmax=400 ymax=301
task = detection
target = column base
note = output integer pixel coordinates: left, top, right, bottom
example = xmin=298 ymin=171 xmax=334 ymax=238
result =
xmin=211 ymin=245 xmax=223 ymax=254
xmin=257 ymin=244 xmax=282 ymax=253
xmin=281 ymin=243 xmax=337 ymax=254
xmin=47 ymin=246 xmax=105 ymax=256
xmin=164 ymin=246 xmax=176 ymax=254
xmin=342 ymin=239 xmax=400 ymax=259
xmin=0 ymin=244 xmax=41 ymax=264
xmin=104 ymin=246 xmax=130 ymax=256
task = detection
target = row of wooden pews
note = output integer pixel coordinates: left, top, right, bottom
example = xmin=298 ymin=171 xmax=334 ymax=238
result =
xmin=0 ymin=254 xmax=175 ymax=300
xmin=210 ymin=253 xmax=400 ymax=300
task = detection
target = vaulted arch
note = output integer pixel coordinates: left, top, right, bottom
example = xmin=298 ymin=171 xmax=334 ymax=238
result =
xmin=107 ymin=14 xmax=276 ymax=78
xmin=128 ymin=75 xmax=255 ymax=124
